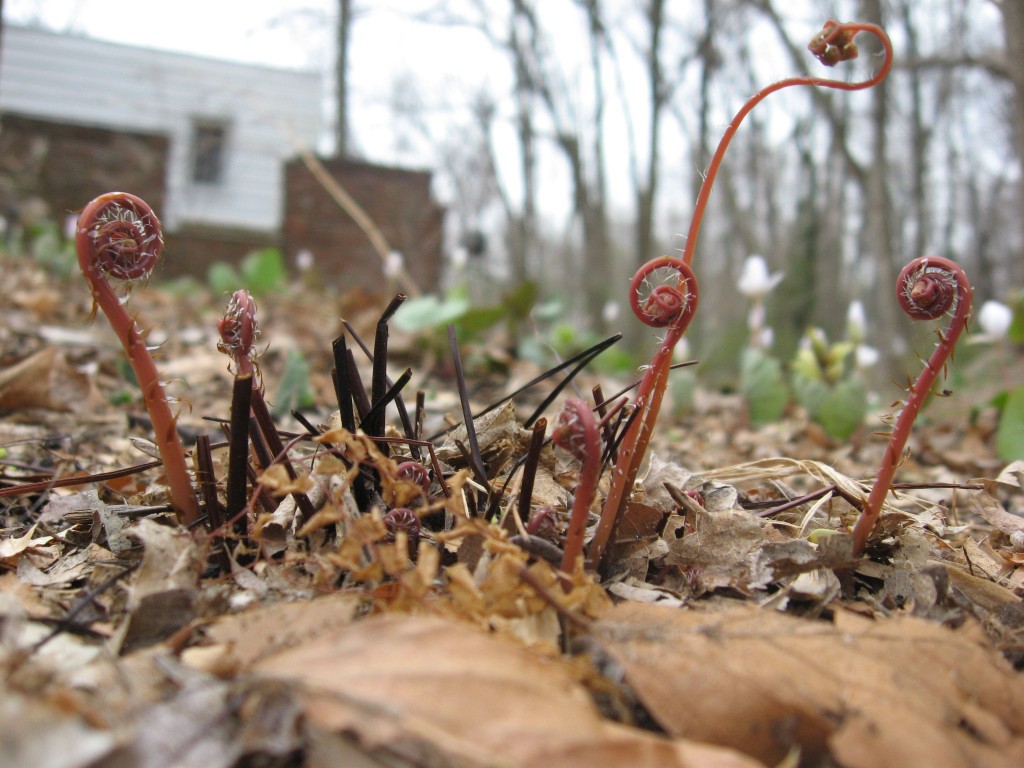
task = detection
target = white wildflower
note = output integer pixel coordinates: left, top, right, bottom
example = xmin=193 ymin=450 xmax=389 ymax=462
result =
xmin=755 ymin=326 xmax=774 ymax=350
xmin=64 ymin=213 xmax=79 ymax=240
xmin=846 ymin=300 xmax=867 ymax=344
xmin=450 ymin=246 xmax=469 ymax=270
xmin=976 ymin=300 xmax=1013 ymax=342
xmin=295 ymin=248 xmax=314 ymax=272
xmin=737 ymin=254 xmax=784 ymax=299
xmin=602 ymin=300 xmax=621 ymax=325
xmin=855 ymin=344 xmax=880 ymax=369
xmin=384 ymin=250 xmax=405 ymax=279
xmin=672 ymin=336 xmax=691 ymax=363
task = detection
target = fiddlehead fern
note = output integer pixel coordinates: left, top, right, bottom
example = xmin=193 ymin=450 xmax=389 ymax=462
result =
xmin=218 ymin=289 xmax=261 ymax=380
xmin=77 ymin=192 xmax=200 ymax=526
xmin=588 ymin=20 xmax=894 ymax=573
xmin=850 ymin=256 xmax=973 ymax=554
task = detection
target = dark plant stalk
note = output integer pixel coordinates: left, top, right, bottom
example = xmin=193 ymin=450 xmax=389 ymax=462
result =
xmin=342 ymin=319 xmax=418 ymax=448
xmin=592 ymin=385 xmax=616 ymax=462
xmin=194 ymin=434 xmax=221 ymax=529
xmin=414 ymin=390 xmax=426 ymax=459
xmin=247 ymin=418 xmax=274 ymax=471
xmin=523 ymin=334 xmax=622 ymax=428
xmin=345 ymin=348 xmax=373 ymax=422
xmin=225 ymin=373 xmax=254 ymax=526
xmin=195 ymin=434 xmax=232 ymax=570
xmin=588 ymin=20 xmax=894 ymax=573
xmin=0 ymin=460 xmax=160 ymax=498
xmin=369 ymin=294 xmax=406 ymax=445
xmin=448 ymin=325 xmax=487 ymax=505
xmin=331 ymin=334 xmax=356 ymax=432
xmin=290 ymin=409 xmax=321 ymax=437
xmin=360 ymin=367 xmax=413 ymax=433
xmin=216 ymin=290 xmax=310 ymax=525
xmin=249 ymin=393 xmax=316 ymax=522
xmin=517 ymin=418 xmax=548 ymax=524
xmin=76 ymin=192 xmax=200 ymax=526
xmin=426 ymin=333 xmax=622 ymax=442
xmin=850 ymin=256 xmax=972 ymax=554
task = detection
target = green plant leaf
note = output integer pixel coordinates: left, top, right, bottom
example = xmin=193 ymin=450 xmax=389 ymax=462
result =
xmin=455 ymin=305 xmax=506 ymax=337
xmin=30 ymin=221 xmax=76 ymax=279
xmin=273 ymin=349 xmax=315 ymax=419
xmin=502 ymin=280 xmax=538 ymax=319
xmin=393 ymin=294 xmax=471 ymax=332
xmin=824 ymin=341 xmax=855 ymax=383
xmin=996 ymin=385 xmax=1024 ymax=461
xmin=240 ymin=248 xmax=287 ymax=296
xmin=815 ymin=377 xmax=867 ymax=440
xmin=740 ymin=348 xmax=788 ymax=425
xmin=549 ymin=322 xmax=581 ymax=353
xmin=208 ymin=262 xmax=242 ymax=296
xmin=792 ymin=375 xmax=828 ymax=418
xmin=1008 ymin=294 xmax=1024 ymax=345
xmin=791 ymin=347 xmax=823 ymax=383
xmin=532 ymin=297 xmax=564 ymax=322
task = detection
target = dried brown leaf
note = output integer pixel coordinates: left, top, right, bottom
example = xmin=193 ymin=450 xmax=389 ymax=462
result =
xmin=592 ymin=601 xmax=1024 ymax=767
xmin=0 ymin=687 xmax=115 ymax=768
xmin=971 ymin=492 xmax=1024 ymax=535
xmin=992 ymin=461 xmax=1024 ymax=490
xmin=437 ymin=400 xmax=532 ymax=465
xmin=185 ymin=593 xmax=362 ymax=674
xmin=254 ymin=613 xmax=762 ymax=768
xmin=0 ymin=524 xmax=55 ymax=568
xmin=112 ymin=518 xmax=202 ymax=654
xmin=641 ymin=453 xmax=694 ymax=509
xmin=666 ymin=507 xmax=765 ymax=592
xmin=0 ymin=346 xmax=100 ymax=413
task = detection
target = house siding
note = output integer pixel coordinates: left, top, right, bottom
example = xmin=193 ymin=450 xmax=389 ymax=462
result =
xmin=0 ymin=24 xmax=322 ymax=234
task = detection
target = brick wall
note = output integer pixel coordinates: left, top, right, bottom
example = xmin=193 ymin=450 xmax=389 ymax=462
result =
xmin=163 ymin=225 xmax=278 ymax=278
xmin=0 ymin=112 xmax=168 ymax=226
xmin=0 ymin=115 xmax=446 ymax=289
xmin=284 ymin=157 xmax=445 ymax=294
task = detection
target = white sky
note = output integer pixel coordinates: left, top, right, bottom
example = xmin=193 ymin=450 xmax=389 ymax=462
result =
xmin=1 ymin=1 xmax=509 ymax=159
xmin=4 ymin=0 xmax=331 ymax=69
xmin=9 ymin=1 xmax=972 ymax=247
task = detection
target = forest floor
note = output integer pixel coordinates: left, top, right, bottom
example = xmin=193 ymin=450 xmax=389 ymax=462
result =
xmin=1 ymin=253 xmax=1024 ymax=768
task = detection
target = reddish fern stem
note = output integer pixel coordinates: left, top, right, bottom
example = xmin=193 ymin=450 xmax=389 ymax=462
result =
xmin=850 ymin=256 xmax=972 ymax=554
xmin=588 ymin=21 xmax=893 ymax=573
xmin=552 ymin=397 xmax=602 ymax=582
xmin=76 ymin=192 xmax=200 ymax=526
xmin=680 ymin=21 xmax=892 ymax=269
xmin=589 ymin=257 xmax=698 ymax=570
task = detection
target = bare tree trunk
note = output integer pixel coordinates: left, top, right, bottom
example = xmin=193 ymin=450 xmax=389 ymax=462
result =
xmin=335 ymin=0 xmax=352 ymax=157
xmin=511 ymin=0 xmax=612 ymax=328
xmin=995 ymin=0 xmax=1024 ymax=283
xmin=860 ymin=0 xmax=902 ymax=359
xmin=635 ymin=0 xmax=666 ymax=269
xmin=577 ymin=0 xmax=612 ymax=329
xmin=966 ymin=171 xmax=1004 ymax=302
xmin=508 ymin=6 xmax=537 ymax=286
xmin=692 ymin=0 xmax=717 ymax=208
xmin=899 ymin=1 xmax=931 ymax=260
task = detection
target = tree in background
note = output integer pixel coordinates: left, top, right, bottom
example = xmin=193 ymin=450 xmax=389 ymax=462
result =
xmin=338 ymin=0 xmax=1016 ymax=378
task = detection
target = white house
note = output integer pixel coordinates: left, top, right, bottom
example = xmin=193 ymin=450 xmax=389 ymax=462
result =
xmin=0 ymin=23 xmax=323 ymax=236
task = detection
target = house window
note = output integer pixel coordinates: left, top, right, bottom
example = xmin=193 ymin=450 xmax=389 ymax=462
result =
xmin=190 ymin=121 xmax=228 ymax=184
